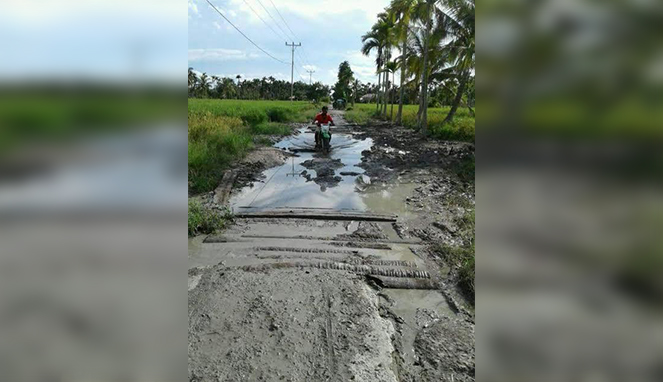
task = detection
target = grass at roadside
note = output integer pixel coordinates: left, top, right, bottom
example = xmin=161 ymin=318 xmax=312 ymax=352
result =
xmin=345 ymin=103 xmax=474 ymax=142
xmin=188 ymin=200 xmax=232 ymax=236
xmin=433 ymin=207 xmax=475 ymax=304
xmin=188 ymin=99 xmax=318 ymax=194
xmin=0 ymin=93 xmax=181 ymax=153
xmin=188 ymin=99 xmax=317 ymax=125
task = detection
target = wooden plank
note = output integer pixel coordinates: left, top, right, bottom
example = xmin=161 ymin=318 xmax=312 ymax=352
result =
xmin=234 ymin=209 xmax=397 ymax=222
xmin=239 ymin=234 xmax=421 ymax=245
xmin=213 ymin=170 xmax=238 ymax=205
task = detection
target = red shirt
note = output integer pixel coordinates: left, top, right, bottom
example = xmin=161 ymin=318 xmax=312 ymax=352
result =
xmin=314 ymin=113 xmax=333 ymax=125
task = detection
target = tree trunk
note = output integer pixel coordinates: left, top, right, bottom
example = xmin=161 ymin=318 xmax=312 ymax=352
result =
xmin=417 ymin=4 xmax=432 ymax=135
xmin=443 ymin=72 xmax=468 ymax=124
xmin=390 ymin=71 xmax=395 ymax=120
xmin=383 ymin=65 xmax=389 ymax=117
xmin=396 ymin=37 xmax=407 ymax=125
xmin=376 ymin=68 xmax=381 ymax=113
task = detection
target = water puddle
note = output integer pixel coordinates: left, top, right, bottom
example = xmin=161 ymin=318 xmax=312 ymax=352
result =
xmin=381 ymin=289 xmax=455 ymax=366
xmin=230 ymin=128 xmax=417 ymax=216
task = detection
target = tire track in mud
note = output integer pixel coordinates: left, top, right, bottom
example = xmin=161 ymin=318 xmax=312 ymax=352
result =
xmin=323 ymin=285 xmax=338 ymax=381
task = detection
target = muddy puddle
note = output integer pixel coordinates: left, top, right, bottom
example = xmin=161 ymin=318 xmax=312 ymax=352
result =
xmin=381 ymin=289 xmax=456 ymax=366
xmin=229 ymin=128 xmax=417 ymax=217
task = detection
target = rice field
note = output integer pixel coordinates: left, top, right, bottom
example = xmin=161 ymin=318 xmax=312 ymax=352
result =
xmin=188 ymin=99 xmax=319 ymax=194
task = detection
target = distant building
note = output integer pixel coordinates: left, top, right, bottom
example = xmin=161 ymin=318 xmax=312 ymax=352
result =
xmin=359 ymin=94 xmax=376 ymax=103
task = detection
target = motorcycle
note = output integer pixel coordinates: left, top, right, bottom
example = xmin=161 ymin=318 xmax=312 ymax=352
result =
xmin=315 ymin=123 xmax=332 ymax=153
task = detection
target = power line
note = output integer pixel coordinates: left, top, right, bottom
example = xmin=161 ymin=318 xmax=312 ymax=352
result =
xmin=296 ymin=50 xmax=312 ymax=69
xmin=266 ymin=0 xmax=316 ymax=69
xmin=294 ymin=65 xmax=303 ymax=79
xmin=240 ymin=0 xmax=288 ymax=42
xmin=244 ymin=0 xmax=314 ymax=71
xmin=255 ymin=0 xmax=292 ymax=43
xmin=249 ymin=0 xmax=314 ymax=71
xmin=204 ymin=0 xmax=289 ymax=65
xmin=268 ymin=0 xmax=298 ymax=42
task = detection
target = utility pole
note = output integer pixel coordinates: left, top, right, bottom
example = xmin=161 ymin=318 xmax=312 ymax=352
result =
xmin=306 ymin=70 xmax=315 ymax=85
xmin=285 ymin=42 xmax=301 ymax=101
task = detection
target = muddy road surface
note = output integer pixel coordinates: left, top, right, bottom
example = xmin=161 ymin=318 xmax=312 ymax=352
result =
xmin=189 ymin=111 xmax=475 ymax=381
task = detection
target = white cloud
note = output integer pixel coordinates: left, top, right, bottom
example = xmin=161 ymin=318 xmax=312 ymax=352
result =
xmin=188 ymin=0 xmax=199 ymax=15
xmin=345 ymin=50 xmax=377 ymax=67
xmin=261 ymin=0 xmax=389 ymax=22
xmin=188 ymin=48 xmax=258 ymax=62
xmin=302 ymin=64 xmax=318 ymax=71
xmin=213 ymin=21 xmax=222 ymax=29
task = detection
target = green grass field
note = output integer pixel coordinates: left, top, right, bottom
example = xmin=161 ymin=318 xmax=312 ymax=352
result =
xmin=346 ymin=103 xmax=475 ymax=142
xmin=188 ymin=99 xmax=318 ymax=194
xmin=0 ymin=93 xmax=181 ymax=152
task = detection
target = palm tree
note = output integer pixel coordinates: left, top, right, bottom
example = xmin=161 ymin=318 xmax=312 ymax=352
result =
xmin=361 ymin=27 xmax=384 ymax=113
xmin=188 ymin=67 xmax=198 ymax=97
xmin=211 ymin=75 xmax=221 ymax=98
xmin=437 ymin=0 xmax=475 ymax=124
xmin=385 ymin=60 xmax=399 ymax=119
xmin=198 ymin=72 xmax=210 ymax=98
xmin=361 ymin=12 xmax=394 ymax=116
xmin=388 ymin=0 xmax=418 ymax=124
xmin=414 ymin=0 xmax=436 ymax=134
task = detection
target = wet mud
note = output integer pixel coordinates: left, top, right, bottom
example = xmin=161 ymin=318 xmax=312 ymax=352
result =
xmin=188 ymin=110 xmax=475 ymax=381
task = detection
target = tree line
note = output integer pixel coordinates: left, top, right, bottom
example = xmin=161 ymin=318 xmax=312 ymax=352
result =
xmin=361 ymin=0 xmax=475 ymax=134
xmin=188 ymin=68 xmax=332 ymax=102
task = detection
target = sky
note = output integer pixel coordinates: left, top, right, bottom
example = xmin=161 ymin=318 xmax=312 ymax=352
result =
xmin=188 ymin=0 xmax=395 ymax=86
xmin=0 ymin=0 xmax=187 ymax=83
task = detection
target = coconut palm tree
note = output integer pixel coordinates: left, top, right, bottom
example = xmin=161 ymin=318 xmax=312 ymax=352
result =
xmin=197 ymin=72 xmax=210 ymax=98
xmin=437 ymin=0 xmax=475 ymax=124
xmin=361 ymin=27 xmax=384 ymax=113
xmin=388 ymin=0 xmax=419 ymax=124
xmin=361 ymin=12 xmax=394 ymax=116
xmin=235 ymin=75 xmax=242 ymax=99
xmin=413 ymin=0 xmax=437 ymax=134
xmin=385 ymin=60 xmax=399 ymax=119
xmin=188 ymin=67 xmax=198 ymax=97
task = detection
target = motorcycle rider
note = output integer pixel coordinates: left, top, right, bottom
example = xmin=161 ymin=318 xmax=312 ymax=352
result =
xmin=313 ymin=106 xmax=335 ymax=149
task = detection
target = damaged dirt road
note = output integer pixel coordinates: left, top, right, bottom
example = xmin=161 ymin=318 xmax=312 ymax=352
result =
xmin=189 ymin=111 xmax=475 ymax=381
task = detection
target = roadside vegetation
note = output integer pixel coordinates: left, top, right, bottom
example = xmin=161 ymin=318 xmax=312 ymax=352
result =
xmin=0 ymin=91 xmax=180 ymax=153
xmin=346 ymin=103 xmax=474 ymax=142
xmin=188 ymin=200 xmax=232 ymax=236
xmin=433 ymin=202 xmax=475 ymax=304
xmin=188 ymin=99 xmax=318 ymax=194
xmin=359 ymin=0 xmax=475 ymax=135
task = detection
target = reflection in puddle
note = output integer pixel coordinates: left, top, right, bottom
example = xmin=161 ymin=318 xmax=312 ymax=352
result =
xmin=230 ymin=128 xmax=416 ymax=215
xmin=231 ymin=129 xmax=372 ymax=211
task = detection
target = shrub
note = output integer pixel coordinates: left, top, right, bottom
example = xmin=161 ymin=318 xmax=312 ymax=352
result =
xmin=239 ymin=108 xmax=268 ymax=126
xmin=188 ymin=200 xmax=231 ymax=236
xmin=266 ymin=108 xmax=288 ymax=122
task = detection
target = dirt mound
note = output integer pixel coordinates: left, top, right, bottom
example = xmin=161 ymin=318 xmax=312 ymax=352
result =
xmin=414 ymin=316 xmax=475 ymax=381
xmin=188 ymin=267 xmax=398 ymax=382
